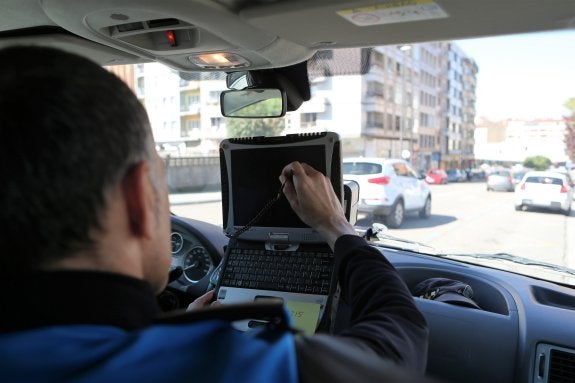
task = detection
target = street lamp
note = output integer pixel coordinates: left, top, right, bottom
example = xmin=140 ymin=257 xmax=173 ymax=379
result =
xmin=398 ymin=45 xmax=411 ymax=159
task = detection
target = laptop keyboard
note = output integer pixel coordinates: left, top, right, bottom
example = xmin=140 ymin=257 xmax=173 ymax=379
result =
xmin=221 ymin=248 xmax=334 ymax=294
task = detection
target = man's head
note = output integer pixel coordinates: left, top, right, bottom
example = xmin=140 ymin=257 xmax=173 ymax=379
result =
xmin=0 ymin=46 xmax=171 ymax=291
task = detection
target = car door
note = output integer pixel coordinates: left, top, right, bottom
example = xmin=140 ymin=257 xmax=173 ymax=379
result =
xmin=392 ymin=161 xmax=420 ymax=210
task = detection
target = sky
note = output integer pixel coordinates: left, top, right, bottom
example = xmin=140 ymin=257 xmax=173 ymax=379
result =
xmin=454 ymin=30 xmax=575 ymax=121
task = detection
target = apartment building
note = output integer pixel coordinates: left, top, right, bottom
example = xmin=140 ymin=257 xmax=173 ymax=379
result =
xmin=113 ymin=42 xmax=478 ymax=171
xmin=439 ymin=43 xmax=478 ymax=170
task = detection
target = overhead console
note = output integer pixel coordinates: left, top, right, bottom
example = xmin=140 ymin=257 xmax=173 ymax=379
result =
xmin=40 ymin=0 xmax=315 ymax=70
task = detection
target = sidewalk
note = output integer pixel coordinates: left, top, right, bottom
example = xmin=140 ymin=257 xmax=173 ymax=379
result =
xmin=169 ymin=191 xmax=222 ymax=205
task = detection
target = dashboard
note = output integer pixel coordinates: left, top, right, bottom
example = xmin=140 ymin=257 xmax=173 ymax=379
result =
xmin=165 ymin=214 xmax=575 ymax=383
xmin=159 ymin=215 xmax=227 ymax=311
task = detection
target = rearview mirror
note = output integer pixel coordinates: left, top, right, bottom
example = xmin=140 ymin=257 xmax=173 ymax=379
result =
xmin=220 ymin=88 xmax=286 ymax=118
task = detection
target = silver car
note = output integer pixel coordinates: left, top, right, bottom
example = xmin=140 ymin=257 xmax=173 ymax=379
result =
xmin=486 ymin=169 xmax=514 ymax=192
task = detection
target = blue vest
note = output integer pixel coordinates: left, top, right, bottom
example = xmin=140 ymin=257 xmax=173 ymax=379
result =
xmin=0 ymin=320 xmax=298 ymax=383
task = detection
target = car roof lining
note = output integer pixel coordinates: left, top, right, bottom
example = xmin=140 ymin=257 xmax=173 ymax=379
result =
xmin=0 ymin=0 xmax=573 ymax=70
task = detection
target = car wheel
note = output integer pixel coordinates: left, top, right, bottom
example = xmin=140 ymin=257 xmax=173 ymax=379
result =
xmin=386 ymin=200 xmax=404 ymax=228
xmin=514 ymin=205 xmax=522 ymax=211
xmin=419 ymin=196 xmax=431 ymax=218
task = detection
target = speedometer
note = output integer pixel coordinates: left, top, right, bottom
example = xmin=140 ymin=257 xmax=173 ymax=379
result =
xmin=171 ymin=232 xmax=184 ymax=254
xmin=183 ymin=246 xmax=212 ymax=282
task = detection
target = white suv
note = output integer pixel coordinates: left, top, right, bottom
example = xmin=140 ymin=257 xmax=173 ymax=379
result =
xmin=343 ymin=157 xmax=431 ymax=228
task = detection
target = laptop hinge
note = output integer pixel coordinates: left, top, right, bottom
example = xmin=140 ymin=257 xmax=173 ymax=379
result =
xmin=266 ymin=233 xmax=299 ymax=251
xmin=269 ymin=233 xmax=289 ymax=242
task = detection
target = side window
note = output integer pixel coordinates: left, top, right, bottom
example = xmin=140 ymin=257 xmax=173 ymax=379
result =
xmin=393 ymin=163 xmax=409 ymax=177
xmin=405 ymin=163 xmax=420 ymax=179
xmin=343 ymin=162 xmax=382 ymax=175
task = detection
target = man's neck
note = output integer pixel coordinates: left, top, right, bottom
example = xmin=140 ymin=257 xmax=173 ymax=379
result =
xmin=0 ymin=270 xmax=161 ymax=332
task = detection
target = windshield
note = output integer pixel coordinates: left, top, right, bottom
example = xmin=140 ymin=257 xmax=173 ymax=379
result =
xmin=108 ymin=30 xmax=575 ymax=287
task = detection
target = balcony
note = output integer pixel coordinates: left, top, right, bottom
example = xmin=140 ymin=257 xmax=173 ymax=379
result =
xmin=180 ymin=104 xmax=201 ymax=115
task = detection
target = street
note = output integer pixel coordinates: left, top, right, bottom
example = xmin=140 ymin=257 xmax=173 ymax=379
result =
xmin=170 ymin=182 xmax=574 ymax=270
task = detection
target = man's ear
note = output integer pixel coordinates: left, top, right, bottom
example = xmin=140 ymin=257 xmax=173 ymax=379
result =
xmin=121 ymin=161 xmax=155 ymax=238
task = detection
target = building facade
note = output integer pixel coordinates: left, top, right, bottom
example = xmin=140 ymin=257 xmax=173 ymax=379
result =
xmin=474 ymin=118 xmax=569 ymax=164
xmin=439 ymin=43 xmax=478 ymax=170
xmin=112 ymin=42 xmax=479 ymax=172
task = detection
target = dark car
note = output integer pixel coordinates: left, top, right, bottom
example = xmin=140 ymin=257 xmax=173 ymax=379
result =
xmin=446 ymin=169 xmax=466 ymax=183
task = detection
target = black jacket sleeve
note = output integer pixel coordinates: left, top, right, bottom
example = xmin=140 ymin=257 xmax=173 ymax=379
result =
xmin=295 ymin=235 xmax=429 ymax=382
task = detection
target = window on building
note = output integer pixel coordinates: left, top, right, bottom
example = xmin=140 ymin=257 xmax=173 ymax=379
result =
xmin=181 ymin=119 xmax=200 ymax=137
xmin=372 ymin=51 xmax=384 ymax=68
xmin=367 ymin=112 xmax=384 ymax=128
xmin=301 ymin=113 xmax=317 ymax=128
xmin=209 ymin=91 xmax=221 ymax=103
xmin=367 ymin=81 xmax=384 ymax=97
xmin=420 ymin=113 xmax=429 ymax=127
xmin=386 ymin=113 xmax=393 ymax=130
xmin=407 ymin=118 xmax=413 ymax=132
xmin=136 ymin=77 xmax=145 ymax=95
xmin=211 ymin=117 xmax=224 ymax=129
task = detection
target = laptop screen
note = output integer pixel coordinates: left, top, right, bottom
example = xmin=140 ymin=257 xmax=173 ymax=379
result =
xmin=231 ymin=145 xmax=326 ymax=228
xmin=220 ymin=132 xmax=341 ymax=243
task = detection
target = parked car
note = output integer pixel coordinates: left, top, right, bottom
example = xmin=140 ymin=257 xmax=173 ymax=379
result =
xmin=343 ymin=158 xmax=431 ymax=228
xmin=467 ymin=168 xmax=487 ymax=182
xmin=486 ymin=168 xmax=515 ymax=192
xmin=511 ymin=170 xmax=528 ymax=186
xmin=446 ymin=168 xmax=466 ymax=183
xmin=425 ymin=168 xmax=448 ymax=185
xmin=515 ymin=171 xmax=574 ymax=215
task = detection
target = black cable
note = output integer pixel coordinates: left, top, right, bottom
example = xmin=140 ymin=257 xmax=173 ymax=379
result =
xmin=230 ymin=171 xmax=293 ymax=239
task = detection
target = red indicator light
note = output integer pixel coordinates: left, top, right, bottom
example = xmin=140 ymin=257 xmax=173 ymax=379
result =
xmin=165 ymin=30 xmax=177 ymax=47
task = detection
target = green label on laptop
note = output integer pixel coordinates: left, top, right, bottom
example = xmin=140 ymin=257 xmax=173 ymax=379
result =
xmin=285 ymin=301 xmax=321 ymax=335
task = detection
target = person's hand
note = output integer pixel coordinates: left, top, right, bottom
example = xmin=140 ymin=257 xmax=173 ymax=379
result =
xmin=186 ymin=290 xmax=220 ymax=311
xmin=280 ymin=161 xmax=357 ymax=249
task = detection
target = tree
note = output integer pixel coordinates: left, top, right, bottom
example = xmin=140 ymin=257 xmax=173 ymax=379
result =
xmin=225 ymin=98 xmax=285 ymax=137
xmin=565 ymin=98 xmax=575 ymax=162
xmin=523 ymin=155 xmax=551 ymax=171
xmin=226 ymin=116 xmax=285 ymax=138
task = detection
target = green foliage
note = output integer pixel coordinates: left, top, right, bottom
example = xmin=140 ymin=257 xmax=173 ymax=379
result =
xmin=523 ymin=155 xmax=552 ymax=171
xmin=229 ymin=98 xmax=283 ymax=118
xmin=225 ymin=117 xmax=285 ymax=138
xmin=225 ymin=97 xmax=285 ymax=137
